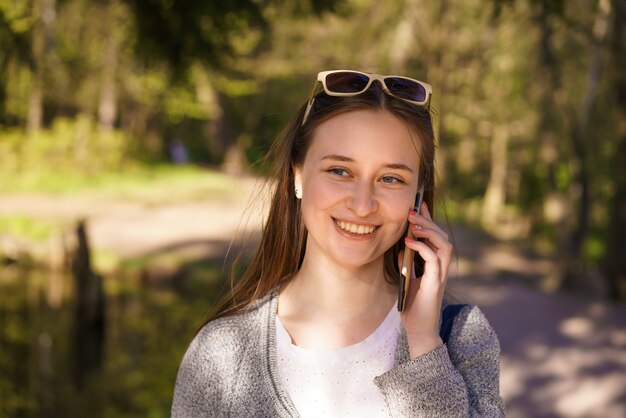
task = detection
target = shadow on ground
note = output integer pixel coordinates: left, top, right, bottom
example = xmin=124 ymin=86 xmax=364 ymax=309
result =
xmin=447 ymin=224 xmax=626 ymax=418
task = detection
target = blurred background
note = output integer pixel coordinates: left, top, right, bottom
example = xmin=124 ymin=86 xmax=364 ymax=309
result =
xmin=1 ymin=0 xmax=625 ymax=417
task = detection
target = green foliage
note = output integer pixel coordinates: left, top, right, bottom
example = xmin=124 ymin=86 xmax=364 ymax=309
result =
xmin=0 ymin=0 xmax=623 ymax=286
xmin=0 ymin=215 xmax=56 ymax=241
xmin=0 ymin=116 xmax=129 ymax=189
xmin=0 ymin=1 xmax=32 ymax=33
xmin=0 ymin=269 xmax=223 ymax=417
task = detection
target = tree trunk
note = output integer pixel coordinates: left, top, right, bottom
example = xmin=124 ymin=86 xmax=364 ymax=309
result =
xmin=604 ymin=0 xmax=626 ymax=301
xmin=98 ymin=0 xmax=123 ymax=132
xmin=71 ymin=219 xmax=106 ymax=389
xmin=98 ymin=36 xmax=118 ymax=132
xmin=432 ymin=0 xmax=449 ymax=183
xmin=388 ymin=0 xmax=418 ymax=73
xmin=551 ymin=0 xmax=609 ymax=292
xmin=27 ymin=0 xmax=45 ymax=134
xmin=533 ymin=0 xmax=575 ymax=292
xmin=194 ymin=68 xmax=226 ymax=162
xmin=221 ymin=86 xmax=266 ymax=175
xmin=0 ymin=54 xmax=8 ymax=124
xmin=482 ymin=125 xmax=508 ymax=230
xmin=222 ymin=106 xmax=259 ymax=175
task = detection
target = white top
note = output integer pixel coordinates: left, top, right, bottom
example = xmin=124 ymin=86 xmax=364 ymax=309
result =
xmin=275 ymin=305 xmax=402 ymax=418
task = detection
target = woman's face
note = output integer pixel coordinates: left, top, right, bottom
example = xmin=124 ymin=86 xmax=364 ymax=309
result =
xmin=294 ymin=109 xmax=421 ymax=270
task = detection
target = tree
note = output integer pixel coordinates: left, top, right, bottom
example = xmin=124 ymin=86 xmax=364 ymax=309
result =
xmin=0 ymin=0 xmax=35 ymax=125
xmin=603 ymin=0 xmax=626 ymax=301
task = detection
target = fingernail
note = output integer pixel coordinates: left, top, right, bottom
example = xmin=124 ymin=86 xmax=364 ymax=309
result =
xmin=412 ymin=224 xmax=423 ymax=231
xmin=409 ymin=209 xmax=417 ymax=215
xmin=405 ymin=237 xmax=415 ymax=243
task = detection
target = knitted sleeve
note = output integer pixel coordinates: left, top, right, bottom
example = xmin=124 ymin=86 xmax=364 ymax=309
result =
xmin=171 ymin=300 xmax=279 ymax=418
xmin=171 ymin=323 xmax=226 ymax=418
xmin=374 ymin=305 xmax=505 ymax=417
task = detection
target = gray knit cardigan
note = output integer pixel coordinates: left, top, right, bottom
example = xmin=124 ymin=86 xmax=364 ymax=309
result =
xmin=172 ymin=291 xmax=505 ymax=417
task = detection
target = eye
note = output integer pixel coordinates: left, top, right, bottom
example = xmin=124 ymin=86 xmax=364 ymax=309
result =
xmin=380 ymin=175 xmax=404 ymax=184
xmin=328 ymin=167 xmax=350 ymax=177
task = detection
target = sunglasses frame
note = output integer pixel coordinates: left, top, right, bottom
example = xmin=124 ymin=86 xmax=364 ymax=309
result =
xmin=302 ymin=70 xmax=433 ymax=125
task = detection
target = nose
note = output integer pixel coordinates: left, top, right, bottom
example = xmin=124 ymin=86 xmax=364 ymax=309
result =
xmin=347 ymin=182 xmax=378 ymax=217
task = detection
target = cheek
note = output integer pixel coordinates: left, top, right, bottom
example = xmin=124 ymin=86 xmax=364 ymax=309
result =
xmin=299 ymin=180 xmax=336 ymax=229
xmin=382 ymin=192 xmax=413 ymax=235
xmin=303 ymin=178 xmax=345 ymax=208
xmin=383 ymin=190 xmax=414 ymax=217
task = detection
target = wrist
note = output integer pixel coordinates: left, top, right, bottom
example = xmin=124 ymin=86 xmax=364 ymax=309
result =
xmin=407 ymin=332 xmax=444 ymax=359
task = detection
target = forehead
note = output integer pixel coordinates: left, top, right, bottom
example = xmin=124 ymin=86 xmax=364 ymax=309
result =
xmin=305 ymin=109 xmax=421 ymax=168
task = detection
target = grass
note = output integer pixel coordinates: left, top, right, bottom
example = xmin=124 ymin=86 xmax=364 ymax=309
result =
xmin=0 ymin=215 xmax=60 ymax=241
xmin=0 ymin=163 xmax=256 ymax=273
xmin=1 ymin=163 xmax=251 ymax=204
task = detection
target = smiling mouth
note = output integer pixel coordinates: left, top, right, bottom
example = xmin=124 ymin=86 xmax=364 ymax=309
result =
xmin=335 ymin=219 xmax=378 ymax=235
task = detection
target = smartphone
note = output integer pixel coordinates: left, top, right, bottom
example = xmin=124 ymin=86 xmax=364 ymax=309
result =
xmin=397 ymin=184 xmax=425 ymax=312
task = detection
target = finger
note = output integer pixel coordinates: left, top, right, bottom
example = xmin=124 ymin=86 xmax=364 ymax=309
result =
xmin=408 ymin=210 xmax=449 ymax=240
xmin=404 ymin=238 xmax=441 ymax=277
xmin=404 ymin=237 xmax=450 ymax=295
xmin=409 ymin=227 xmax=452 ymax=282
xmin=403 ymin=238 xmax=445 ymax=313
xmin=410 ymin=225 xmax=453 ymax=256
xmin=417 ymin=203 xmax=453 ymax=243
xmin=408 ymin=223 xmax=451 ymax=257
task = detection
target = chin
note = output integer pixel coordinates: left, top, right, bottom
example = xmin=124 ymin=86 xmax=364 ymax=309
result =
xmin=332 ymin=251 xmax=384 ymax=270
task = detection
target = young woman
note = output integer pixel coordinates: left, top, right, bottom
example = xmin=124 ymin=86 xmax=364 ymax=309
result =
xmin=172 ymin=70 xmax=505 ymax=417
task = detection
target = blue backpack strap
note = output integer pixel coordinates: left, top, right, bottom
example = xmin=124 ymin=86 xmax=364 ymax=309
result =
xmin=439 ymin=304 xmax=467 ymax=344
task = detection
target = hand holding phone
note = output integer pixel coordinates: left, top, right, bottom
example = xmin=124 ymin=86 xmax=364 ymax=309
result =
xmin=397 ymin=184 xmax=425 ymax=312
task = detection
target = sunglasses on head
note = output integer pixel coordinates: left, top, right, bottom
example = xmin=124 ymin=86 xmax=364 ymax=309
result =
xmin=302 ymin=70 xmax=433 ymax=125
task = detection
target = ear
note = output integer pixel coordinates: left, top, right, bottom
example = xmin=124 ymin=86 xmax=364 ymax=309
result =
xmin=293 ymin=164 xmax=303 ymax=194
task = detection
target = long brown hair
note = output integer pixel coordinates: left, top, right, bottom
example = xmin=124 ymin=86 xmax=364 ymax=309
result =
xmin=201 ymin=81 xmax=436 ymax=328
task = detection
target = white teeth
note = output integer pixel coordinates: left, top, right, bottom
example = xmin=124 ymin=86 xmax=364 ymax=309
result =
xmin=336 ymin=220 xmax=376 ymax=235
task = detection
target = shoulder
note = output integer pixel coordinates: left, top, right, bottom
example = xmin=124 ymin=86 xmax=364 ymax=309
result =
xmin=172 ymin=292 xmax=275 ymax=416
xmin=446 ymin=304 xmax=500 ymax=363
xmin=188 ymin=292 xmax=274 ymax=362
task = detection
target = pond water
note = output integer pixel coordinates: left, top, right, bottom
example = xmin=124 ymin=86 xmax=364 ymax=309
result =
xmin=0 ymin=266 xmax=220 ymax=418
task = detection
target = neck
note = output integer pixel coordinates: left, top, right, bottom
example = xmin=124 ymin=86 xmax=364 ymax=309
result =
xmin=279 ymin=249 xmax=397 ymax=326
xmin=304 ymin=262 xmax=391 ymax=310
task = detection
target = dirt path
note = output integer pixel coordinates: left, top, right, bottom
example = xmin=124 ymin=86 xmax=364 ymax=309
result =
xmin=0 ymin=178 xmax=264 ymax=260
xmin=448 ymin=225 xmax=626 ymax=418
xmin=1 ymin=191 xmax=624 ymax=417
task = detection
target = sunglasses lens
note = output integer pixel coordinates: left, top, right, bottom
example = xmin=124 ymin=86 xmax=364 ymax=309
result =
xmin=325 ymin=72 xmax=370 ymax=93
xmin=384 ymin=77 xmax=427 ymax=103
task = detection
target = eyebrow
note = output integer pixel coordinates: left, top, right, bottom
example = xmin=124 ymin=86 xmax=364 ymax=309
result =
xmin=321 ymin=154 xmax=415 ymax=173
